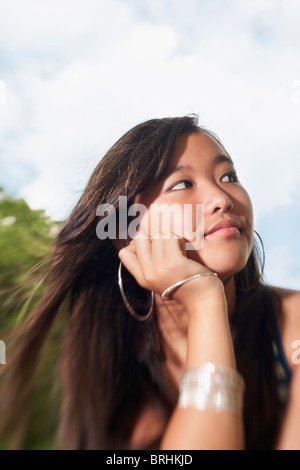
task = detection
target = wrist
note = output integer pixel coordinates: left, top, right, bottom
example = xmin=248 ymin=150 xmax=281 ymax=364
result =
xmin=181 ymin=280 xmax=226 ymax=316
xmin=184 ymin=290 xmax=235 ymax=371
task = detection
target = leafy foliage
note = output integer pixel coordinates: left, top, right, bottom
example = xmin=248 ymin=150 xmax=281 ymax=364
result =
xmin=0 ymin=187 xmax=60 ymax=322
xmin=0 ymin=187 xmax=63 ymax=449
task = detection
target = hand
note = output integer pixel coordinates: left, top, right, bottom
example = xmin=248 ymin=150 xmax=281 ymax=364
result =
xmin=118 ymin=233 xmax=223 ymax=310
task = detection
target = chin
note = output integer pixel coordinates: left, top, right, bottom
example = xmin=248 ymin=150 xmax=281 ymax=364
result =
xmin=188 ymin=247 xmax=250 ymax=282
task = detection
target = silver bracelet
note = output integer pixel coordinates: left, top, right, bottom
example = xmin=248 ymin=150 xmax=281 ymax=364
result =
xmin=178 ymin=363 xmax=245 ymax=416
xmin=161 ymin=272 xmax=218 ymax=300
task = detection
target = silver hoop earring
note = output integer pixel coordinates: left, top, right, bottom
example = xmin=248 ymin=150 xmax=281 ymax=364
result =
xmin=254 ymin=230 xmax=265 ymax=274
xmin=235 ymin=229 xmax=265 ymax=293
xmin=118 ymin=261 xmax=154 ymax=322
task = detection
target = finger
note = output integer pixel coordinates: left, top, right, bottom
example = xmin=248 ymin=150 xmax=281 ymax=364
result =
xmin=163 ymin=233 xmax=186 ymax=260
xmin=134 ymin=233 xmax=152 ymax=273
xmin=151 ymin=232 xmax=165 ymax=264
xmin=118 ymin=245 xmax=145 ymax=287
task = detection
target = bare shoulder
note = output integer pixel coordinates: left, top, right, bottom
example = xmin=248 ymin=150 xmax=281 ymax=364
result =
xmin=269 ymin=285 xmax=300 ymax=371
xmin=270 ymin=285 xmax=300 ymax=321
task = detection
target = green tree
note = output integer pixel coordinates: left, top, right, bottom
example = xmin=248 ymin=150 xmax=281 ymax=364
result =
xmin=0 ymin=186 xmax=60 ymax=324
xmin=0 ymin=187 xmax=63 ymax=449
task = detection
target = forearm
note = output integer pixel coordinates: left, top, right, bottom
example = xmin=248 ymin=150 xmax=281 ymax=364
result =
xmin=160 ymin=291 xmax=244 ymax=450
xmin=185 ymin=292 xmax=236 ymax=370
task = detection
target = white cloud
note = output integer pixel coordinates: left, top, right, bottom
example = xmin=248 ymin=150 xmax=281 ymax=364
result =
xmin=0 ymin=0 xmax=299 ymax=290
xmin=0 ymin=0 xmax=300 ymax=228
xmin=0 ymin=0 xmax=135 ymax=58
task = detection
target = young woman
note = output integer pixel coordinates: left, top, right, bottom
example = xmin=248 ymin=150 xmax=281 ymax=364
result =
xmin=1 ymin=115 xmax=299 ymax=450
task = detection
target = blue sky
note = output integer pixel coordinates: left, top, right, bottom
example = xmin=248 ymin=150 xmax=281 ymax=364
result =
xmin=0 ymin=0 xmax=300 ymax=289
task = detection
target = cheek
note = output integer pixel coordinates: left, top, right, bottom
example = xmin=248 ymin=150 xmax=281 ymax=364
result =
xmin=137 ymin=201 xmax=193 ymax=239
xmin=233 ymin=185 xmax=254 ymax=238
xmin=245 ymin=192 xmax=254 ymax=227
xmin=187 ymin=191 xmax=254 ymax=275
xmin=188 ymin=238 xmax=252 ymax=280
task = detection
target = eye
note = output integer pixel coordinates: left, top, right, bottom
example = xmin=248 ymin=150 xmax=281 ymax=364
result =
xmin=220 ymin=171 xmax=238 ymax=183
xmin=170 ymin=179 xmax=193 ymax=191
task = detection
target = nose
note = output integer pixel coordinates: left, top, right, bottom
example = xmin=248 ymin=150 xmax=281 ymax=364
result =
xmin=203 ymin=185 xmax=233 ymax=215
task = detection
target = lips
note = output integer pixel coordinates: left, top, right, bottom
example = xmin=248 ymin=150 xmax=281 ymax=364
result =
xmin=205 ymin=219 xmax=241 ymax=238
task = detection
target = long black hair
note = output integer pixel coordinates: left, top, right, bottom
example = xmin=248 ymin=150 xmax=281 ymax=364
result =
xmin=0 ymin=115 xmax=280 ymax=449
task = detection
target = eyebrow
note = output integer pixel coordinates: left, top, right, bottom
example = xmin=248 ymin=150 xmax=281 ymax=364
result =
xmin=213 ymin=154 xmax=234 ymax=166
xmin=166 ymin=154 xmax=234 ymax=177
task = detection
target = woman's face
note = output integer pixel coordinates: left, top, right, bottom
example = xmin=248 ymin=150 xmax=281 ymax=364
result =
xmin=134 ymin=132 xmax=254 ymax=282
